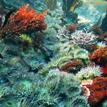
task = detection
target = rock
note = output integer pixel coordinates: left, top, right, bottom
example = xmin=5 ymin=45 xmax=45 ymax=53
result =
xmin=101 ymin=12 xmax=107 ymax=32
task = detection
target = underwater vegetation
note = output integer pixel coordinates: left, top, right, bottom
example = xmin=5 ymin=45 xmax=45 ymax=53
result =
xmin=0 ymin=0 xmax=107 ymax=107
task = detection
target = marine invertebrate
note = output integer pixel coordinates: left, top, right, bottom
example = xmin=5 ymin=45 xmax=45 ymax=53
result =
xmin=31 ymin=71 xmax=89 ymax=107
xmin=0 ymin=85 xmax=10 ymax=98
xmin=0 ymin=96 xmax=19 ymax=107
xmin=69 ymin=31 xmax=97 ymax=47
xmin=19 ymin=34 xmax=32 ymax=50
xmin=57 ymin=29 xmax=97 ymax=48
xmin=12 ymin=79 xmax=33 ymax=95
xmin=1 ymin=4 xmax=47 ymax=36
xmin=100 ymin=65 xmax=107 ymax=75
xmin=57 ymin=26 xmax=70 ymax=42
xmin=40 ymin=44 xmax=89 ymax=75
xmin=19 ymin=34 xmax=32 ymax=45
xmin=59 ymin=59 xmax=83 ymax=73
xmin=59 ymin=44 xmax=89 ymax=65
xmin=71 ymin=96 xmax=90 ymax=107
xmin=45 ymin=5 xmax=63 ymax=29
xmin=84 ymin=77 xmax=107 ymax=106
xmin=66 ymin=24 xmax=77 ymax=33
xmin=76 ymin=66 xmax=101 ymax=81
xmin=89 ymin=47 xmax=107 ymax=67
xmin=78 ymin=16 xmax=91 ymax=24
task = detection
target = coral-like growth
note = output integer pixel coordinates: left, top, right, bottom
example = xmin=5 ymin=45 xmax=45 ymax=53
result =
xmin=89 ymin=47 xmax=107 ymax=74
xmin=57 ymin=26 xmax=70 ymax=42
xmin=59 ymin=59 xmax=83 ymax=73
xmin=71 ymin=96 xmax=90 ymax=107
xmin=32 ymin=71 xmax=89 ymax=107
xmin=40 ymin=45 xmax=89 ymax=75
xmin=76 ymin=66 xmax=101 ymax=81
xmin=83 ymin=77 xmax=107 ymax=106
xmin=70 ymin=31 xmax=97 ymax=47
xmin=57 ymin=29 xmax=97 ymax=48
xmin=1 ymin=4 xmax=47 ymax=35
xmin=66 ymin=24 xmax=77 ymax=33
xmin=19 ymin=34 xmax=32 ymax=45
xmin=89 ymin=47 xmax=107 ymax=66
